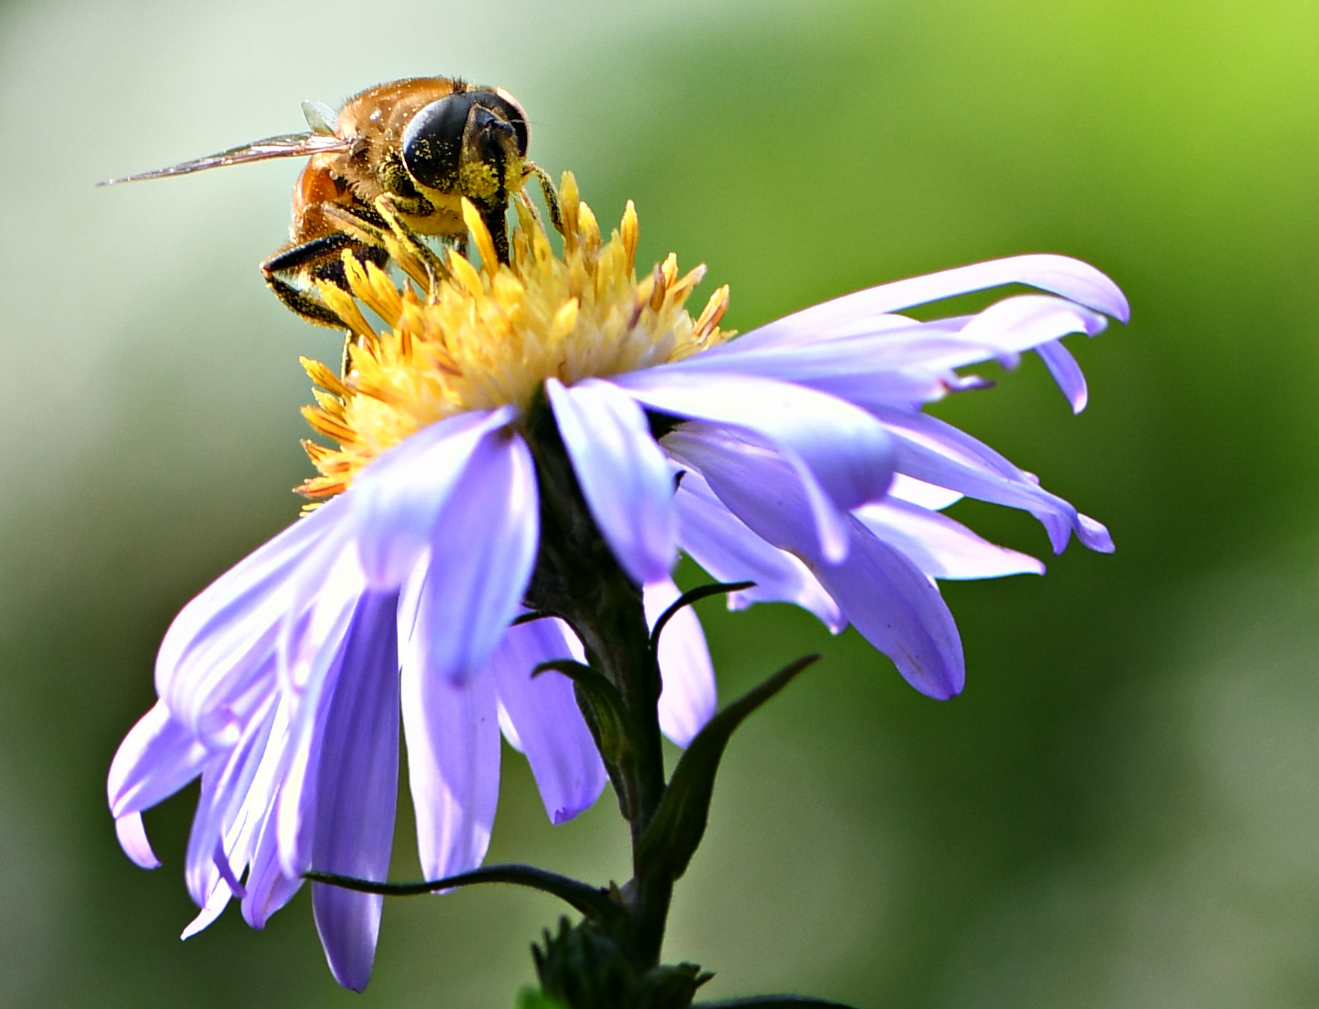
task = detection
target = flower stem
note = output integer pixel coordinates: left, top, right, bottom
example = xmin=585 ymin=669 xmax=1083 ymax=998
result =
xmin=522 ymin=398 xmax=674 ymax=968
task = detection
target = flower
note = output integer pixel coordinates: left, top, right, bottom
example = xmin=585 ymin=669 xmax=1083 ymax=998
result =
xmin=108 ymin=174 xmax=1126 ymax=990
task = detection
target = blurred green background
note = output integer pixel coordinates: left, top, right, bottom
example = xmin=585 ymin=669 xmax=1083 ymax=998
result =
xmin=2 ymin=0 xmax=1317 ymax=1005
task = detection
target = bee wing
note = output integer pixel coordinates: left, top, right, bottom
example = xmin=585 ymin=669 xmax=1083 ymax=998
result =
xmin=98 ymin=132 xmax=351 ymax=185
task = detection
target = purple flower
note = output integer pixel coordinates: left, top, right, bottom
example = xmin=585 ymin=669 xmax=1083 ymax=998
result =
xmin=108 ymin=180 xmax=1125 ymax=989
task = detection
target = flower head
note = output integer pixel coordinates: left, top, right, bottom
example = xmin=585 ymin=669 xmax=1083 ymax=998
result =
xmin=108 ymin=174 xmax=1125 ymax=989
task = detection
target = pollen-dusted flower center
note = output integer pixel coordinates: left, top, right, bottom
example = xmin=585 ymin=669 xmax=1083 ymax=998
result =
xmin=298 ymin=172 xmax=731 ymax=500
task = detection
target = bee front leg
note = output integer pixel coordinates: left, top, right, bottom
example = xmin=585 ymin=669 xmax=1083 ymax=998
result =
xmin=524 ymin=161 xmax=565 ymax=237
xmin=476 ymin=200 xmax=512 ymax=264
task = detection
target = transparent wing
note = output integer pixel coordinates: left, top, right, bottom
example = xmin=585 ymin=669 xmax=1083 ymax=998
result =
xmin=98 ymin=132 xmax=351 ymax=185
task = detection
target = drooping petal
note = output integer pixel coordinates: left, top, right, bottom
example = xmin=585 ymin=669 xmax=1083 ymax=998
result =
xmin=730 ymin=254 xmax=1128 ymax=352
xmin=414 ymin=429 xmax=539 ymax=683
xmin=401 ymin=657 xmax=500 ymax=880
xmin=672 ymin=297 xmax=1104 ymax=411
xmin=309 ymin=590 xmax=401 ymax=993
xmin=664 ymin=316 xmax=976 ymax=407
xmin=853 ymin=498 xmax=1045 ymax=579
xmin=351 ymin=407 xmax=517 ymax=589
xmin=242 ymin=810 xmax=303 ymax=930
xmin=817 ymin=524 xmax=965 ymax=699
xmin=673 ymin=472 xmax=844 ymax=632
xmin=666 ymin=428 xmax=963 ymax=698
xmin=108 ymin=700 xmax=212 ymax=819
xmin=616 ymin=372 xmax=893 ymax=561
xmin=643 ymin=578 xmax=717 ymax=746
xmin=278 ymin=535 xmax=364 ymax=697
xmin=115 ymin=813 xmax=160 ymax=870
xmin=273 ymin=543 xmax=367 ymax=879
xmin=546 ymin=378 xmax=676 ymax=584
xmin=490 ymin=619 xmax=607 ymax=824
xmin=181 ymin=878 xmax=233 ymax=940
xmin=185 ymin=692 xmax=279 ymax=909
xmin=872 ymin=406 xmax=1113 ymax=553
xmin=953 ymin=295 xmax=1107 ymax=361
xmin=155 ymin=496 xmax=347 ymax=741
xmin=240 ymin=704 xmax=305 ymax=932
xmin=1036 ymin=339 xmax=1088 ymax=412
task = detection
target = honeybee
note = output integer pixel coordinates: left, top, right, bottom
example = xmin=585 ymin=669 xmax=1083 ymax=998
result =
xmin=102 ymin=76 xmax=561 ymax=331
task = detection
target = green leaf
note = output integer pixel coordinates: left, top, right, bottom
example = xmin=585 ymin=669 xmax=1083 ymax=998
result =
xmin=694 ymin=998 xmax=861 ymax=1008
xmin=649 ymin=581 xmax=756 ymax=652
xmin=635 ymin=654 xmax=820 ymax=880
xmin=533 ymin=659 xmax=633 ymax=766
xmin=515 ymin=986 xmax=571 ymax=1009
xmin=304 ymin=863 xmax=624 ymax=923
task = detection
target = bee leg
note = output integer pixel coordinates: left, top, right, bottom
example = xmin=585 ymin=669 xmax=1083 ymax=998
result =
xmin=477 ymin=201 xmax=512 ymax=264
xmin=525 ymin=161 xmax=565 ymax=237
xmin=262 ymin=233 xmax=390 ymax=376
xmin=261 ymin=233 xmax=359 ymax=329
xmin=364 ymin=197 xmax=453 ymax=289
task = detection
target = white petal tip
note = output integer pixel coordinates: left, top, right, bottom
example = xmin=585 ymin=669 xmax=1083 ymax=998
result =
xmin=180 ymin=895 xmax=228 ymax=940
xmin=115 ymin=814 xmax=160 ymax=870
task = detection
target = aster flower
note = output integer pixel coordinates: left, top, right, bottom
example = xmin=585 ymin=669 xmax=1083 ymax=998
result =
xmin=108 ymin=174 xmax=1125 ymax=991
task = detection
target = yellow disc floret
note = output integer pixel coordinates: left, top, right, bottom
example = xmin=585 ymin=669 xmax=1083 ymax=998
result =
xmin=298 ymin=172 xmax=731 ymax=500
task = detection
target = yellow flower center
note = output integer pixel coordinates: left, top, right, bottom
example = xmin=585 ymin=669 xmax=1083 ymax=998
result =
xmin=298 ymin=172 xmax=731 ymax=500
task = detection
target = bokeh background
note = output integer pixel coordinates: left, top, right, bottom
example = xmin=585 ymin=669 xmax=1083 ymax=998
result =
xmin=2 ymin=0 xmax=1317 ymax=1005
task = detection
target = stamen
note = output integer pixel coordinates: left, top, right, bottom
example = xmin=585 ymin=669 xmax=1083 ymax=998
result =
xmin=694 ymin=285 xmax=730 ymax=339
xmin=448 ymin=253 xmax=485 ymax=298
xmin=560 ymin=172 xmax=581 ymax=254
xmin=550 ymin=299 xmax=579 ymax=342
xmin=620 ymin=200 xmax=638 ymax=273
xmin=295 ymin=176 xmax=732 ymax=500
xmin=301 ymin=356 xmax=350 ymax=399
xmin=317 ymin=271 xmax=376 ymax=349
xmin=578 ymin=202 xmax=601 ymax=254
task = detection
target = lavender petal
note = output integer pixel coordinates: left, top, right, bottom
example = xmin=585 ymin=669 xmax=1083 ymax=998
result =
xmin=309 ymin=591 xmax=401 ymax=993
xmin=1036 ymin=339 xmax=1088 ymax=412
xmin=617 ymin=372 xmax=893 ymax=561
xmin=673 ymin=472 xmax=844 ymax=632
xmin=241 ymin=808 xmax=303 ymax=930
xmin=873 ymin=406 xmax=1114 ymax=553
xmin=108 ymin=700 xmax=212 ymax=820
xmin=819 ymin=523 xmax=965 ymax=699
xmin=731 ymin=253 xmax=1128 ymax=351
xmin=400 ymin=581 xmax=501 ymax=878
xmin=155 ymin=495 xmax=347 ymax=741
xmin=415 ymin=430 xmax=539 ymax=683
xmin=114 ymin=813 xmax=160 ymax=870
xmin=491 ymin=619 xmax=607 ymax=824
xmin=666 ymin=428 xmax=963 ymax=697
xmin=351 ymin=407 xmax=516 ymax=589
xmin=643 ymin=578 xmax=718 ymax=746
xmin=853 ymin=498 xmax=1045 ymax=579
xmin=546 ymin=378 xmax=677 ymax=584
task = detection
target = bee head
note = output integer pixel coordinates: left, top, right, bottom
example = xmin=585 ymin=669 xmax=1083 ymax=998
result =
xmin=401 ymin=88 xmax=528 ymax=200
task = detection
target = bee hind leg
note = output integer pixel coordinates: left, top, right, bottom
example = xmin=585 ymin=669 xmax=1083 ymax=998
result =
xmin=261 ymin=233 xmax=389 ymax=374
xmin=261 ymin=233 xmax=359 ymax=328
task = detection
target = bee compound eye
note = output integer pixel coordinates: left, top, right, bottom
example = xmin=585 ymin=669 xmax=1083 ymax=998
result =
xmin=401 ymin=92 xmax=480 ymax=190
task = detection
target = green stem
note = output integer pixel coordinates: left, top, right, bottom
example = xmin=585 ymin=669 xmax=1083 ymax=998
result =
xmin=522 ymin=397 xmax=674 ymax=968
